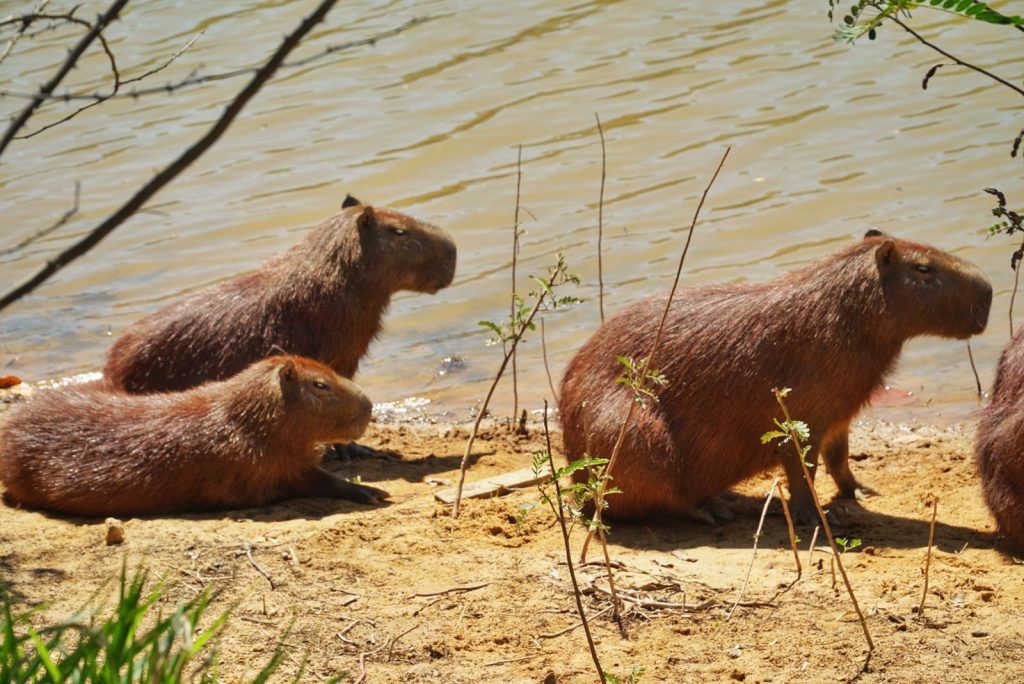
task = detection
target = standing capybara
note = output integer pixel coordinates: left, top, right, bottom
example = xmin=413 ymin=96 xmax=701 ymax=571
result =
xmin=560 ymin=232 xmax=992 ymax=521
xmin=0 ymin=355 xmax=387 ymax=517
xmin=104 ymin=196 xmax=457 ymax=393
xmin=975 ymin=327 xmax=1024 ymax=554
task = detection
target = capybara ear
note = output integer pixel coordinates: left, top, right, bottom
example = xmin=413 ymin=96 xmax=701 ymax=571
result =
xmin=875 ymin=238 xmax=897 ymax=267
xmin=278 ymin=358 xmax=297 ymax=385
xmin=342 ymin=194 xmax=363 ymax=209
xmin=864 ymin=228 xmax=885 ymax=239
xmin=356 ymin=205 xmax=377 ymax=231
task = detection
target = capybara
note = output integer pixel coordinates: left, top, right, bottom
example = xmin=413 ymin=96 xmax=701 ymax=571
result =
xmin=560 ymin=232 xmax=992 ymax=521
xmin=104 ymin=196 xmax=457 ymax=393
xmin=975 ymin=327 xmax=1024 ymax=554
xmin=0 ymin=355 xmax=388 ymax=517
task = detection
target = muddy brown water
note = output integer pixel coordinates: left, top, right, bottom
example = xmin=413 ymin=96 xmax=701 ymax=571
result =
xmin=1 ymin=0 xmax=1020 ymax=424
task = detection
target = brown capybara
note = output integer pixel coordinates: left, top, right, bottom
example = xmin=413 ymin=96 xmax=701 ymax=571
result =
xmin=104 ymin=195 xmax=457 ymax=393
xmin=559 ymin=232 xmax=992 ymax=522
xmin=975 ymin=328 xmax=1024 ymax=554
xmin=0 ymin=355 xmax=387 ymax=517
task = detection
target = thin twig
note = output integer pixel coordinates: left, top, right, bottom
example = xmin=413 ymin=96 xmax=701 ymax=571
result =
xmin=918 ymin=495 xmax=938 ymax=621
xmin=807 ymin=525 xmax=820 ymax=568
xmin=538 ymin=605 xmax=613 ymax=639
xmin=966 ymin=341 xmax=983 ymax=399
xmin=0 ymin=0 xmax=350 ymax=313
xmin=511 ymin=144 xmax=522 ymax=423
xmin=727 ymin=477 xmax=779 ymax=620
xmin=774 ymin=389 xmax=873 ymax=672
xmin=541 ymin=317 xmax=559 ymax=403
xmin=410 ymin=582 xmax=490 ymax=598
xmin=0 ymin=17 xmax=430 ymax=103
xmin=0 ymin=0 xmax=52 ymax=67
xmin=484 ymin=654 xmax=541 ymax=667
xmin=1011 ymin=235 xmax=1024 ymax=337
xmin=0 ymin=181 xmax=79 ymax=257
xmin=581 ymin=146 xmax=731 ymax=562
xmin=0 ymin=0 xmax=129 ymax=160
xmin=595 ymin=112 xmax=607 ymax=323
xmin=243 ymin=541 xmax=275 ymax=589
xmin=18 ymin=30 xmax=206 ymax=141
xmin=588 ymin=584 xmax=715 ymax=611
xmin=888 ymin=12 xmax=1024 ymax=99
xmin=542 ymin=400 xmax=606 ymax=683
xmin=778 ymin=483 xmax=803 ymax=582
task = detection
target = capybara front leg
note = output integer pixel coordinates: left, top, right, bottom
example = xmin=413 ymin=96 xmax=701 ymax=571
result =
xmin=292 ymin=467 xmax=390 ymax=504
xmin=822 ymin=424 xmax=880 ymax=501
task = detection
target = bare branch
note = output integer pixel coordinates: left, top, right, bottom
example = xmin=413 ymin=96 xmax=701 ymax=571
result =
xmin=0 ymin=0 xmax=53 ymax=67
xmin=0 ymin=17 xmax=430 ymax=103
xmin=0 ymin=0 xmax=346 ymax=313
xmin=0 ymin=0 xmax=129 ymax=160
xmin=0 ymin=181 xmax=80 ymax=258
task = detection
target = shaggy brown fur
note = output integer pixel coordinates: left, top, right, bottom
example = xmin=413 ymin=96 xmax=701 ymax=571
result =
xmin=0 ymin=355 xmax=386 ymax=517
xmin=975 ymin=328 xmax=1024 ymax=554
xmin=560 ymin=233 xmax=992 ymax=521
xmin=104 ymin=196 xmax=457 ymax=393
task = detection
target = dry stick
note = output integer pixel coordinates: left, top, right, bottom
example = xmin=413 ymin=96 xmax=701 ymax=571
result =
xmin=727 ymin=477 xmax=779 ymax=620
xmin=0 ymin=181 xmax=79 ymax=257
xmin=0 ymin=0 xmax=128 ymax=159
xmin=807 ymin=525 xmax=820 ymax=567
xmin=540 ymin=400 xmax=606 ymax=683
xmin=774 ymin=389 xmax=874 ymax=672
xmin=918 ymin=495 xmax=939 ymax=621
xmin=243 ymin=541 xmax=275 ymax=590
xmin=410 ymin=582 xmax=490 ymax=598
xmin=511 ymin=144 xmax=523 ymax=423
xmin=0 ymin=0 xmax=341 ymax=314
xmin=451 ymin=277 xmax=561 ymax=518
xmin=595 ymin=112 xmax=607 ymax=323
xmin=580 ymin=146 xmax=731 ymax=563
xmin=538 ymin=605 xmax=614 ymax=639
xmin=0 ymin=0 xmax=52 ymax=67
xmin=966 ymin=340 xmax=983 ymax=399
xmin=541 ymin=317 xmax=559 ymax=403
xmin=889 ymin=13 xmax=1024 ymax=99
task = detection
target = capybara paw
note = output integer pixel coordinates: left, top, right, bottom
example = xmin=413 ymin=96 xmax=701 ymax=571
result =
xmin=685 ymin=506 xmax=717 ymax=525
xmin=852 ymin=484 xmax=881 ymax=502
xmin=348 ymin=482 xmax=391 ymax=504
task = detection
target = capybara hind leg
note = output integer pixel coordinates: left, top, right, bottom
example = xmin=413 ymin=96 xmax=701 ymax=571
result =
xmin=292 ymin=467 xmax=390 ymax=504
xmin=821 ymin=427 xmax=880 ymax=501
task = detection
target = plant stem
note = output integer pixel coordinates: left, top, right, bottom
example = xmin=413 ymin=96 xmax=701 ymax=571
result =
xmin=1011 ymin=235 xmax=1024 ymax=338
xmin=580 ymin=146 xmax=731 ymax=562
xmin=773 ymin=389 xmax=874 ymax=671
xmin=728 ymin=477 xmax=779 ymax=620
xmin=511 ymin=144 xmax=523 ymax=423
xmin=541 ymin=318 xmax=559 ymax=404
xmin=966 ymin=340 xmax=982 ymax=399
xmin=595 ymin=112 xmax=607 ymax=324
xmin=918 ymin=495 xmax=938 ymax=621
xmin=541 ymin=401 xmax=606 ymax=683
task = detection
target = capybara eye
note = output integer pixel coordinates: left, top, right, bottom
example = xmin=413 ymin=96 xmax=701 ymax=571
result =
xmin=313 ymin=381 xmax=329 ymax=390
xmin=915 ymin=264 xmax=933 ymax=274
xmin=390 ymin=227 xmax=408 ymax=237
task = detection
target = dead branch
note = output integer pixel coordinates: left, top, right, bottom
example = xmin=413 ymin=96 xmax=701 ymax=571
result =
xmin=919 ymin=495 xmax=939 ymax=621
xmin=0 ymin=0 xmax=357 ymax=314
xmin=0 ymin=0 xmax=129 ymax=160
xmin=243 ymin=540 xmax=275 ymax=589
xmin=0 ymin=0 xmax=53 ymax=67
xmin=538 ymin=605 xmax=614 ymax=639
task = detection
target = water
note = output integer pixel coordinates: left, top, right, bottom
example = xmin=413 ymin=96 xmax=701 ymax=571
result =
xmin=1 ymin=0 xmax=1021 ymax=424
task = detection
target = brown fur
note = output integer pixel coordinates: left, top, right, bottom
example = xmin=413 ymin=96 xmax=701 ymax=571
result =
xmin=104 ymin=197 xmax=457 ymax=393
xmin=559 ymin=234 xmax=992 ymax=521
xmin=975 ymin=328 xmax=1024 ymax=554
xmin=0 ymin=355 xmax=387 ymax=517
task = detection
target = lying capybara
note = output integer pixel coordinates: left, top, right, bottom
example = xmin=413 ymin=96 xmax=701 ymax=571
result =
xmin=0 ymin=355 xmax=388 ymax=517
xmin=560 ymin=232 xmax=992 ymax=521
xmin=975 ymin=328 xmax=1024 ymax=554
xmin=104 ymin=195 xmax=457 ymax=393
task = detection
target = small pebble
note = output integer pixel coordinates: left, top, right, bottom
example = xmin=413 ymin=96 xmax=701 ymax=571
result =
xmin=105 ymin=517 xmax=125 ymax=545
xmin=971 ymin=630 xmax=990 ymax=638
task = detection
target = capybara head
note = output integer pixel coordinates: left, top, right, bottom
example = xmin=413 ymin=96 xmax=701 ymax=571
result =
xmin=269 ymin=355 xmax=372 ymax=443
xmin=865 ymin=232 xmax=991 ymax=340
xmin=343 ymin=195 xmax=457 ymax=294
